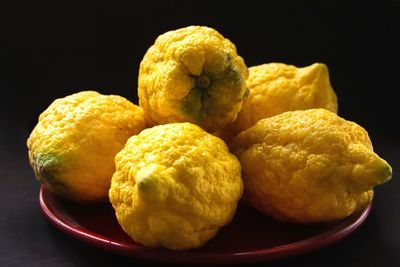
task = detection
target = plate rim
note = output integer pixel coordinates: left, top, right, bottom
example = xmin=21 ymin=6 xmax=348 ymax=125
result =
xmin=39 ymin=185 xmax=372 ymax=265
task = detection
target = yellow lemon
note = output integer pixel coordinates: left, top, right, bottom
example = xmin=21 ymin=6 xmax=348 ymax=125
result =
xmin=222 ymin=63 xmax=338 ymax=139
xmin=231 ymin=109 xmax=391 ymax=223
xmin=27 ymin=91 xmax=147 ymax=202
xmin=109 ymin=123 xmax=243 ymax=250
xmin=138 ymin=26 xmax=249 ymax=133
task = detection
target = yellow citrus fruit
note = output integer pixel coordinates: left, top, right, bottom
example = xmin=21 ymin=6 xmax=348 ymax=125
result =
xmin=231 ymin=109 xmax=392 ymax=223
xmin=221 ymin=63 xmax=338 ymax=139
xmin=138 ymin=26 xmax=249 ymax=133
xmin=109 ymin=123 xmax=243 ymax=250
xmin=27 ymin=91 xmax=147 ymax=202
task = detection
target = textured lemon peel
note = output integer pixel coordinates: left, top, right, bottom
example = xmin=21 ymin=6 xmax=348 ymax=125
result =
xmin=27 ymin=91 xmax=147 ymax=202
xmin=220 ymin=62 xmax=338 ymax=141
xmin=231 ymin=109 xmax=391 ymax=223
xmin=109 ymin=123 xmax=243 ymax=250
xmin=138 ymin=26 xmax=249 ymax=132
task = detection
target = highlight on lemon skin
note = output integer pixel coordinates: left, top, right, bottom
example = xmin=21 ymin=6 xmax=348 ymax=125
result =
xmin=27 ymin=91 xmax=147 ymax=202
xmin=231 ymin=109 xmax=392 ymax=224
xmin=138 ymin=25 xmax=249 ymax=133
xmin=221 ymin=62 xmax=338 ymax=140
xmin=109 ymin=122 xmax=243 ymax=250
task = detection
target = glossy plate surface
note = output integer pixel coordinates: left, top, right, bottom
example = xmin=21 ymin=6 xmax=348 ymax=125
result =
xmin=39 ymin=186 xmax=371 ymax=265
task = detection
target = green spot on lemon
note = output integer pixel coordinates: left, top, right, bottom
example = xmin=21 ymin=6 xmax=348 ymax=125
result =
xmin=376 ymin=161 xmax=392 ymax=183
xmin=136 ymin=174 xmax=169 ymax=202
xmin=137 ymin=175 xmax=156 ymax=191
xmin=33 ymin=153 xmax=66 ymax=189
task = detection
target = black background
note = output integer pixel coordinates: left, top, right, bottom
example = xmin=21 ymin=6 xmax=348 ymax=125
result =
xmin=1 ymin=1 xmax=399 ymax=266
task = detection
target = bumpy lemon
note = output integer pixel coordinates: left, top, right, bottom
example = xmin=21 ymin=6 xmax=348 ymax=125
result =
xmin=231 ymin=109 xmax=392 ymax=223
xmin=222 ymin=63 xmax=338 ymax=139
xmin=109 ymin=123 xmax=243 ymax=250
xmin=27 ymin=91 xmax=147 ymax=202
xmin=138 ymin=26 xmax=249 ymax=133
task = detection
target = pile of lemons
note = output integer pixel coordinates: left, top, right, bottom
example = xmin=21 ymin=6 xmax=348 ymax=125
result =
xmin=27 ymin=26 xmax=392 ymax=250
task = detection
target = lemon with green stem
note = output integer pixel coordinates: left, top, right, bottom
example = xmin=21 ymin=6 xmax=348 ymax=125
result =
xmin=27 ymin=91 xmax=147 ymax=202
xmin=109 ymin=123 xmax=243 ymax=250
xmin=138 ymin=26 xmax=249 ymax=133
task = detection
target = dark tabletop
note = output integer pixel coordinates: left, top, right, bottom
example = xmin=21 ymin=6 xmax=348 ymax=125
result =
xmin=1 ymin=1 xmax=399 ymax=266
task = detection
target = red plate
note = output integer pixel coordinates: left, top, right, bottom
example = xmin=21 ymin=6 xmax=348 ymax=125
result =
xmin=39 ymin=185 xmax=371 ymax=265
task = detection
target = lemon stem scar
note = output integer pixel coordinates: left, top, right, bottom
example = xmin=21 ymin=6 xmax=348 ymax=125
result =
xmin=33 ymin=153 xmax=66 ymax=189
xmin=137 ymin=175 xmax=155 ymax=191
xmin=181 ymin=66 xmax=244 ymax=120
xmin=197 ymin=75 xmax=210 ymax=89
xmin=136 ymin=174 xmax=169 ymax=202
